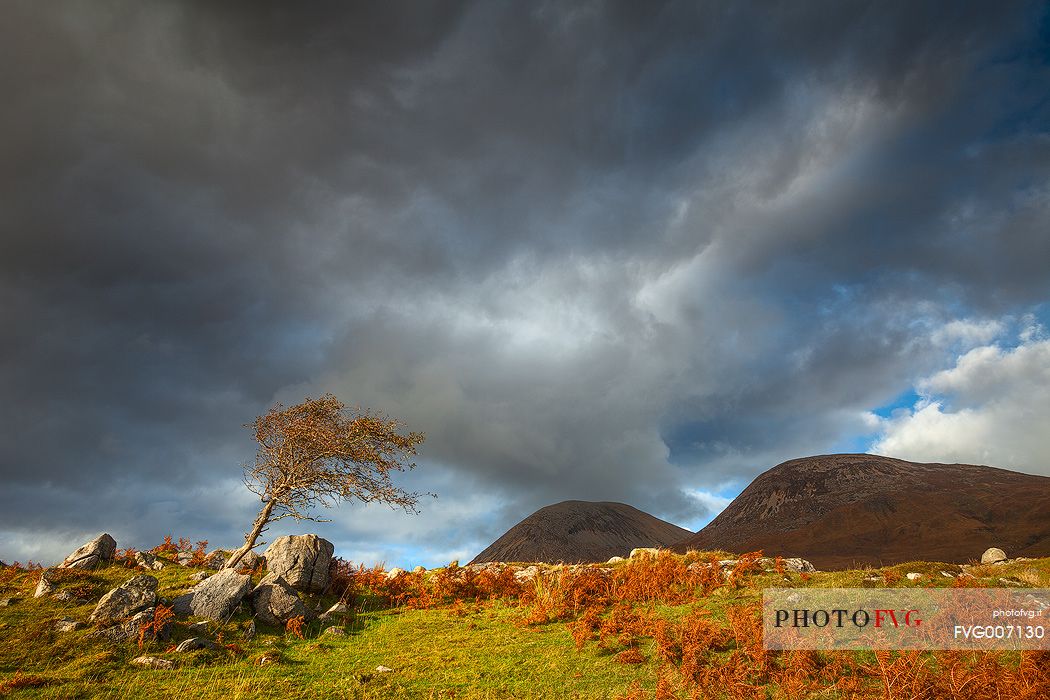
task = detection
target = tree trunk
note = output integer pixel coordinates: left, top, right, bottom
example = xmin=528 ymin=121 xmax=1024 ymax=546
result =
xmin=224 ymin=498 xmax=276 ymax=570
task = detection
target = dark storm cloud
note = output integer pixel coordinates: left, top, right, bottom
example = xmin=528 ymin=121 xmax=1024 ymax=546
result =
xmin=2 ymin=1 xmax=1048 ymax=563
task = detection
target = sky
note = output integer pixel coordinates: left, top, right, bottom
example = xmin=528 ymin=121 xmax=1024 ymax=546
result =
xmin=2 ymin=1 xmax=1049 ymax=568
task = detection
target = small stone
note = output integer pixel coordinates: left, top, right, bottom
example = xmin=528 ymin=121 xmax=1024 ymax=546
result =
xmin=940 ymin=571 xmax=956 ymax=578
xmin=175 ymin=637 xmax=221 ymax=652
xmin=53 ymin=590 xmax=78 ymax=602
xmin=781 ymin=558 xmax=817 ymax=573
xmin=998 ymin=578 xmax=1024 ymax=587
xmin=630 ymin=548 xmax=659 ymax=559
xmin=607 ymin=556 xmax=625 ymax=564
xmin=323 ymin=626 xmax=347 ymax=636
xmin=981 ymin=548 xmax=1008 ymax=565
xmin=256 ymin=651 xmax=281 ymax=665
xmin=319 ymin=602 xmax=349 ymax=621
xmin=34 ymin=568 xmax=58 ymax=598
xmin=906 ymin=573 xmax=922 ymax=581
xmin=53 ymin=618 xmax=82 ymax=632
xmin=385 ymin=567 xmax=406 ymax=580
xmin=412 ymin=566 xmax=425 ymax=574
xmin=189 ymin=572 xmax=210 ymax=582
xmin=131 ymin=655 xmax=175 ymax=670
xmin=376 ymin=665 xmax=393 ymax=673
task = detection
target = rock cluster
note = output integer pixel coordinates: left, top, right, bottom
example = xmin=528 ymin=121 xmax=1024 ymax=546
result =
xmin=90 ymin=607 xmax=173 ymax=643
xmin=134 ymin=552 xmax=165 ymax=571
xmin=26 ymin=529 xmax=1041 ymax=677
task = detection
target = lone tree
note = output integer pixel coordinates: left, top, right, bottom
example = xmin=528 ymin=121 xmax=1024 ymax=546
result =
xmin=223 ymin=393 xmax=427 ymax=570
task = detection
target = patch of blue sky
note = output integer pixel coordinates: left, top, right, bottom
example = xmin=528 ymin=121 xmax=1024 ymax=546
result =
xmin=869 ymin=389 xmax=922 ymax=419
xmin=679 ymin=485 xmax=743 ymax=531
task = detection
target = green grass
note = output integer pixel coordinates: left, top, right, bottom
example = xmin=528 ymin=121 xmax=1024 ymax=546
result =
xmin=32 ymin=606 xmax=660 ymax=699
xmin=1 ymin=553 xmax=1048 ymax=699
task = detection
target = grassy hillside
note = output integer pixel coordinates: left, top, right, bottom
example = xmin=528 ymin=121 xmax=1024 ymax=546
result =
xmin=1 ymin=546 xmax=1048 ymax=698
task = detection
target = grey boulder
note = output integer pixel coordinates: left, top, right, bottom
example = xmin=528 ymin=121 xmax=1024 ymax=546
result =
xmin=263 ymin=535 xmax=334 ymax=593
xmin=238 ymin=550 xmax=265 ymax=571
xmin=981 ymin=547 xmax=1008 ymax=564
xmin=172 ymin=568 xmax=252 ymax=622
xmin=91 ymin=575 xmax=159 ymax=623
xmin=60 ymin=533 xmax=117 ymax=570
xmin=251 ymin=573 xmax=306 ymax=627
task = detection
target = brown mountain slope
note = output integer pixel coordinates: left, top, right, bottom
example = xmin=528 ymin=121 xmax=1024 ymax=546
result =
xmin=471 ymin=501 xmax=692 ymax=564
xmin=674 ymin=454 xmax=1050 ymax=569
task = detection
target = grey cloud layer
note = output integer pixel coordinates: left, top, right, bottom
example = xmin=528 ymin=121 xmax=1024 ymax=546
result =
xmin=2 ymin=1 xmax=1048 ymax=563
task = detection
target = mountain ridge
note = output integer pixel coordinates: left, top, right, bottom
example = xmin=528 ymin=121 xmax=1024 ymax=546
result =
xmin=673 ymin=453 xmax=1050 ymax=568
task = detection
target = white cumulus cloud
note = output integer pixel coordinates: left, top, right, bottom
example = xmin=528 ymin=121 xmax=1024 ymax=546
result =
xmin=871 ymin=331 xmax=1050 ymax=474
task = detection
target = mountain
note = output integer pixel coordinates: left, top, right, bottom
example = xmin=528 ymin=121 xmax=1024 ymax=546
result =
xmin=471 ymin=501 xmax=692 ymax=564
xmin=673 ymin=453 xmax=1050 ymax=569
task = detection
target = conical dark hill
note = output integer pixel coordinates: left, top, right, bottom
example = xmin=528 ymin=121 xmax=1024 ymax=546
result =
xmin=471 ymin=500 xmax=692 ymax=564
